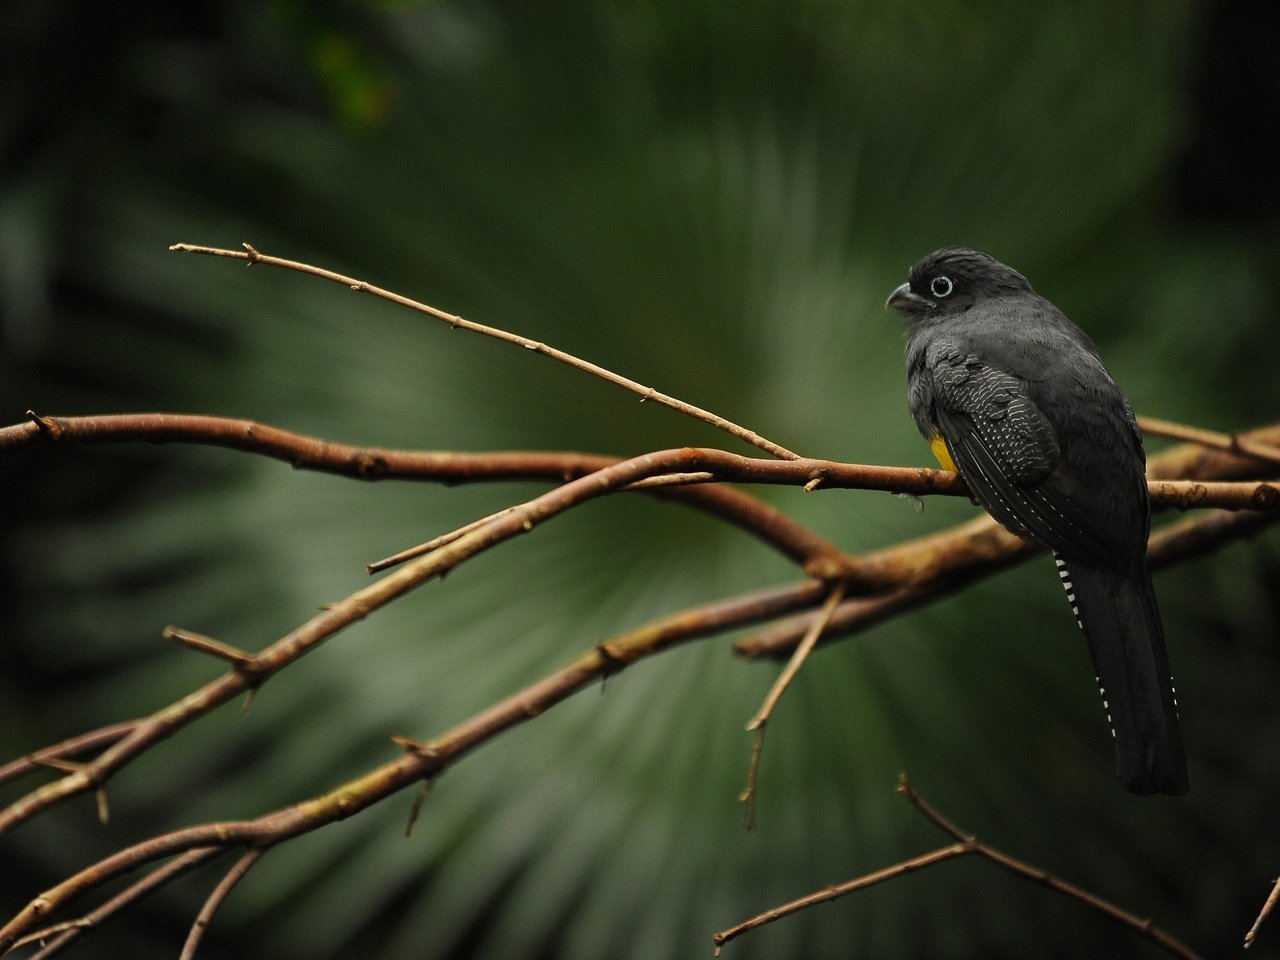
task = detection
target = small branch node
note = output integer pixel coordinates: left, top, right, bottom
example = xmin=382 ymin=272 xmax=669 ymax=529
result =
xmin=25 ymin=409 xmax=55 ymax=436
xmin=390 ymin=735 xmax=440 ymax=760
xmin=240 ymin=242 xmax=261 ymax=264
xmin=594 ymin=641 xmax=626 ymax=676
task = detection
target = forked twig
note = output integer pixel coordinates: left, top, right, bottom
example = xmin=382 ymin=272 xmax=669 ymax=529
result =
xmin=22 ymin=849 xmax=220 ymax=959
xmin=713 ymin=775 xmax=1202 ymax=960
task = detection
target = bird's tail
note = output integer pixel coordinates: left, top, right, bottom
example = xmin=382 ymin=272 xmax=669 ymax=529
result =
xmin=1054 ymin=553 xmax=1189 ymax=796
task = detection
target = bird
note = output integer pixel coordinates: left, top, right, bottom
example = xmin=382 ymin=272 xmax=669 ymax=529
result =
xmin=885 ymin=248 xmax=1189 ymax=796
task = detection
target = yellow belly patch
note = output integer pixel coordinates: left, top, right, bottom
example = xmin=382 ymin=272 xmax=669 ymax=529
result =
xmin=929 ymin=433 xmax=957 ymax=472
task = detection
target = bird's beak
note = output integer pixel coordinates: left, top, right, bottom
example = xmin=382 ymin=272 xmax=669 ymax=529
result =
xmin=885 ymin=282 xmax=930 ymax=313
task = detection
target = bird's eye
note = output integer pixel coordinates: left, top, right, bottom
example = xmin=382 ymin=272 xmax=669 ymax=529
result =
xmin=930 ymin=276 xmax=954 ymax=299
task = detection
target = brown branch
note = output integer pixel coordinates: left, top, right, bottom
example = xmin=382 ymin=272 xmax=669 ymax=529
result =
xmin=23 ymin=849 xmax=221 ymax=960
xmin=737 ymin=489 xmax=1280 ymax=660
xmin=713 ymin=776 xmax=1201 ymax=960
xmin=3 ymin=416 xmax=1278 ymax=951
xmin=1139 ymin=415 xmax=1280 ymax=468
xmin=179 ymin=848 xmax=267 ymax=960
xmin=0 ymin=412 xmax=851 ymax=569
xmin=896 ymin=776 xmax=1201 ymax=960
xmin=6 ymin=413 xmax=1276 ymax=592
xmin=0 ymin=721 xmax=140 ymax=790
xmin=3 ymin=417 xmax=1275 ymax=827
xmin=4 ymin=447 xmax=804 ymax=837
xmin=712 ymin=843 xmax=972 ymax=952
xmin=1245 ymin=875 xmax=1280 ymax=949
xmin=0 ymin=580 xmax=827 ymax=953
xmin=168 ymin=243 xmax=801 ymax=459
xmin=163 ymin=626 xmax=257 ymax=669
xmin=367 ymin=506 xmax=517 ymax=573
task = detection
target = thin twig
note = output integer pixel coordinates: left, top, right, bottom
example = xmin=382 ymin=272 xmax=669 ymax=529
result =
xmin=179 ymin=848 xmax=267 ymax=960
xmin=368 ymin=507 xmax=517 ymax=573
xmin=1 ymin=446 xmax=840 ymax=839
xmin=896 ymin=775 xmax=1201 ymax=960
xmin=0 ymin=412 xmax=848 ymax=568
xmin=0 ymin=721 xmax=139 ymax=789
xmin=25 ymin=849 xmax=221 ymax=959
xmin=739 ymin=582 xmax=846 ymax=828
xmin=370 ymin=475 xmax=719 ymax=573
xmin=169 ymin=243 xmax=801 ymax=460
xmin=1139 ymin=415 xmax=1280 ymax=468
xmin=404 ymin=781 xmax=432 ymax=838
xmin=1245 ymin=875 xmax=1280 ymax=949
xmin=0 ymin=579 xmax=828 ymax=952
xmin=714 ymin=777 xmax=1201 ymax=960
xmin=712 ymin=843 xmax=972 ymax=952
xmin=163 ymin=626 xmax=257 ymax=669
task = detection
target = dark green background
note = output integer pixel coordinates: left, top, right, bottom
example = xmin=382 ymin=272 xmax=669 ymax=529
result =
xmin=2 ymin=2 xmax=1278 ymax=958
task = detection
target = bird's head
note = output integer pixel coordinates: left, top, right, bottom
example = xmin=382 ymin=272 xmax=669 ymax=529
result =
xmin=885 ymin=248 xmax=1033 ymax=321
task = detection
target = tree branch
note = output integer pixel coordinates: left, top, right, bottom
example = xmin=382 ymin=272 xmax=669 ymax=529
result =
xmin=3 ymin=413 xmax=1277 ymax=953
xmin=168 ymin=242 xmax=801 ymax=459
xmin=739 ymin=582 xmax=846 ymax=829
xmin=712 ymin=775 xmax=1202 ymax=960
xmin=21 ymin=849 xmax=221 ymax=960
xmin=1139 ymin=415 xmax=1280 ymax=468
xmin=179 ymin=848 xmax=267 ymax=960
xmin=0 ymin=580 xmax=827 ymax=953
xmin=1245 ymin=875 xmax=1280 ymax=949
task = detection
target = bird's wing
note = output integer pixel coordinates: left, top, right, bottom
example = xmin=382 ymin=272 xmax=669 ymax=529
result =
xmin=926 ymin=340 xmax=1114 ymax=563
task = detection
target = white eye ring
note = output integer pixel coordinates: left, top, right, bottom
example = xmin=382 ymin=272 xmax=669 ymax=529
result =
xmin=930 ymin=276 xmax=954 ymax=298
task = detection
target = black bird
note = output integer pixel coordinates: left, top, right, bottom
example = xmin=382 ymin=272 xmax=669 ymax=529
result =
xmin=886 ymin=248 xmax=1189 ymax=796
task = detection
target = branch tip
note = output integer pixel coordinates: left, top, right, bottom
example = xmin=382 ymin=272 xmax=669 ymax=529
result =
xmin=95 ymin=788 xmax=110 ymax=826
xmin=163 ymin=626 xmax=256 ymax=669
xmin=404 ymin=781 xmax=432 ymax=838
xmin=1244 ymin=875 xmax=1280 ymax=949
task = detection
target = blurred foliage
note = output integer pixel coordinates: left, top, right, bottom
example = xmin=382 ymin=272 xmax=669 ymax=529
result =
xmin=2 ymin=1 xmax=1278 ymax=958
